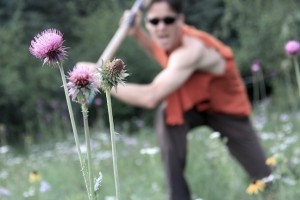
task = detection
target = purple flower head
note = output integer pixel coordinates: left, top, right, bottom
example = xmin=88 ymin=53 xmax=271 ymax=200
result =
xmin=40 ymin=181 xmax=52 ymax=193
xmin=94 ymin=97 xmax=102 ymax=106
xmin=67 ymin=64 xmax=100 ymax=104
xmin=285 ymin=40 xmax=300 ymax=56
xmin=0 ymin=187 xmax=11 ymax=197
xmin=49 ymin=100 xmax=59 ymax=111
xmin=251 ymin=60 xmax=261 ymax=73
xmin=29 ymin=28 xmax=67 ymax=65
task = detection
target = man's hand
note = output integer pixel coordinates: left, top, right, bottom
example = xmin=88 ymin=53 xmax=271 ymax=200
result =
xmin=121 ymin=10 xmax=142 ymax=37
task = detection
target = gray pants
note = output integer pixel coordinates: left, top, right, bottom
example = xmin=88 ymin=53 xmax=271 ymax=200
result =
xmin=155 ymin=106 xmax=271 ymax=200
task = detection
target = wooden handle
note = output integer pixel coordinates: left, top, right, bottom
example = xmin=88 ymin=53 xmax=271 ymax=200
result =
xmin=96 ymin=0 xmax=145 ymax=66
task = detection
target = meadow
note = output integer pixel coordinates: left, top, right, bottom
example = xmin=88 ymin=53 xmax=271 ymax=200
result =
xmin=1 ymin=102 xmax=300 ymax=200
xmin=1 ymin=0 xmax=299 ymax=199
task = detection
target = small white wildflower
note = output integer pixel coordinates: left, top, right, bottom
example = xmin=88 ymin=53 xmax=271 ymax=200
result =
xmin=282 ymin=123 xmax=293 ymax=133
xmin=260 ymin=132 xmax=276 ymax=140
xmin=80 ymin=144 xmax=87 ymax=154
xmin=151 ymin=182 xmax=160 ymax=192
xmin=278 ymin=133 xmax=285 ymax=140
xmin=279 ymin=113 xmax=289 ymax=122
xmin=294 ymin=147 xmax=300 ymax=155
xmin=279 ymin=143 xmax=288 ymax=151
xmin=122 ymin=136 xmax=138 ymax=146
xmin=94 ymin=172 xmax=103 ymax=192
xmin=270 ymin=146 xmax=279 ymax=154
xmin=23 ymin=188 xmax=35 ymax=198
xmin=7 ymin=157 xmax=23 ymax=166
xmin=0 ymin=171 xmax=9 ymax=180
xmin=291 ymin=157 xmax=300 ymax=165
xmin=140 ymin=147 xmax=160 ymax=155
xmin=282 ymin=177 xmax=296 ymax=186
xmin=0 ymin=145 xmax=10 ymax=154
xmin=206 ymin=151 xmax=218 ymax=159
xmin=105 ymin=196 xmax=115 ymax=200
xmin=284 ymin=136 xmax=298 ymax=145
xmin=253 ymin=115 xmax=267 ymax=130
xmin=94 ymin=151 xmax=112 ymax=161
xmin=210 ymin=132 xmax=220 ymax=139
xmin=262 ymin=174 xmax=277 ymax=183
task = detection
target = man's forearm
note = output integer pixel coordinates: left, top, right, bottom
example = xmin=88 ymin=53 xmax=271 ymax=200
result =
xmin=132 ymin=28 xmax=153 ymax=56
xmin=111 ymin=83 xmax=157 ymax=109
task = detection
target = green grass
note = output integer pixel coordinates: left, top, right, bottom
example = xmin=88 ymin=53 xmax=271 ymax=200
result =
xmin=1 ymin=107 xmax=300 ymax=200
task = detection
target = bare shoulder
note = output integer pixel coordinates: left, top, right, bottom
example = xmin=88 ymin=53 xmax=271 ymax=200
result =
xmin=173 ymin=35 xmax=204 ymax=55
xmin=168 ymin=35 xmax=204 ymax=70
xmin=170 ymin=35 xmax=225 ymax=74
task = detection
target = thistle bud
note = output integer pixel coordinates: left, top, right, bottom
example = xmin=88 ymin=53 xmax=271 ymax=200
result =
xmin=99 ymin=58 xmax=129 ymax=91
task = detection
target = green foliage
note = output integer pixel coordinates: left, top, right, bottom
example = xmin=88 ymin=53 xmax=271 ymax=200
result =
xmin=221 ymin=0 xmax=300 ymax=74
xmin=0 ymin=0 xmax=222 ymax=139
xmin=1 ymin=0 xmax=300 ymax=142
xmin=0 ymin=6 xmax=68 ymax=141
xmin=184 ymin=0 xmax=225 ymax=37
xmin=0 ymin=0 xmax=159 ymax=141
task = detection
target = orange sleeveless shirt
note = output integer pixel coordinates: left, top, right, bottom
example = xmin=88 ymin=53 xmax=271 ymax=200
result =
xmin=150 ymin=25 xmax=251 ymax=125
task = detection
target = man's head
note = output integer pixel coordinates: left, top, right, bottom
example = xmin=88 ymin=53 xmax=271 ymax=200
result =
xmin=144 ymin=0 xmax=184 ymax=52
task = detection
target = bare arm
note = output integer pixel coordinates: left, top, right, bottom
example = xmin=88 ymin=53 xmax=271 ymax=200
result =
xmin=125 ymin=11 xmax=153 ymax=56
xmin=111 ymin=37 xmax=226 ymax=108
xmin=76 ymin=33 xmax=225 ymax=109
xmin=111 ymin=65 xmax=193 ymax=109
xmin=111 ymin=45 xmax=199 ymax=108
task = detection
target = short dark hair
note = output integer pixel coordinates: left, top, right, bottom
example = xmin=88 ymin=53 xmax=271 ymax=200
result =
xmin=144 ymin=0 xmax=183 ymax=14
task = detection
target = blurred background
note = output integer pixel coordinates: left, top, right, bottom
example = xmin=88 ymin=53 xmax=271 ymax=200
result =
xmin=0 ymin=0 xmax=300 ymax=143
xmin=1 ymin=0 xmax=300 ymax=199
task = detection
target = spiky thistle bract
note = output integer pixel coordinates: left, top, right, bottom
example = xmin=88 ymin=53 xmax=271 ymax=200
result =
xmin=99 ymin=58 xmax=128 ymax=91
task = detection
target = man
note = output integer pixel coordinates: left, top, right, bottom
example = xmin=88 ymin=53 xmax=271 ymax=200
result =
xmin=79 ymin=0 xmax=271 ymax=199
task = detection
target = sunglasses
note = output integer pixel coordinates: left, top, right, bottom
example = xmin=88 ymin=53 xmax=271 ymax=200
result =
xmin=147 ymin=16 xmax=177 ymax=26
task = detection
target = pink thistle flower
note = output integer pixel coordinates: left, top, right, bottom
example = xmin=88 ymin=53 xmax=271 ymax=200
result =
xmin=285 ymin=40 xmax=300 ymax=56
xmin=251 ymin=60 xmax=261 ymax=73
xmin=29 ymin=28 xmax=67 ymax=65
xmin=94 ymin=97 xmax=102 ymax=106
xmin=67 ymin=64 xmax=100 ymax=104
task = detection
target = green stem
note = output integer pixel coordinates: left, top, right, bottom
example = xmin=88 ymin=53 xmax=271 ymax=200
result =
xmin=258 ymin=70 xmax=266 ymax=101
xmin=58 ymin=64 xmax=90 ymax=197
xmin=82 ymin=104 xmax=95 ymax=200
xmin=252 ymin=74 xmax=259 ymax=105
xmin=284 ymin=68 xmax=297 ymax=111
xmin=105 ymin=90 xmax=120 ymax=200
xmin=293 ymin=57 xmax=300 ymax=97
xmin=258 ymin=70 xmax=267 ymax=115
xmin=34 ymin=182 xmax=40 ymax=200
